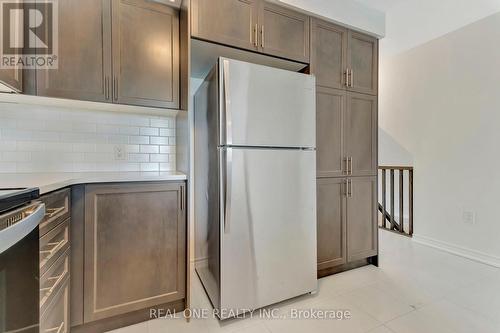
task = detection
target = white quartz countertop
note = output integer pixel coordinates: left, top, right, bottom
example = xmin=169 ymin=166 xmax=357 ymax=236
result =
xmin=0 ymin=171 xmax=187 ymax=194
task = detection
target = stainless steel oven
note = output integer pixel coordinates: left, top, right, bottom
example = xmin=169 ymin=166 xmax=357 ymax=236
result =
xmin=0 ymin=189 xmax=43 ymax=333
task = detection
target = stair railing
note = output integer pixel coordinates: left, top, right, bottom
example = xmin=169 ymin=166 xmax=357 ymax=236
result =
xmin=378 ymin=166 xmax=414 ymax=237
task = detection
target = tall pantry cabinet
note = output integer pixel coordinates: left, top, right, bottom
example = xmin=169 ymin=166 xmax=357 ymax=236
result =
xmin=311 ymin=18 xmax=378 ymax=276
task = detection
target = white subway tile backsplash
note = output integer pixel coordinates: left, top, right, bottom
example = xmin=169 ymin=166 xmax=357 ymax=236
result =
xmin=0 ymin=141 xmax=17 ymax=151
xmin=159 ymin=145 xmax=175 ymax=154
xmin=0 ymin=162 xmax=17 ymax=172
xmin=0 ymin=118 xmax=17 ymax=129
xmin=159 ymin=163 xmax=174 ymax=171
xmin=31 ymin=131 xmax=60 ymax=142
xmin=128 ymin=153 xmax=149 ymax=163
xmin=0 ymin=103 xmax=176 ymax=173
xmin=140 ymin=145 xmax=159 ymax=154
xmin=72 ymin=143 xmax=96 ymax=153
xmin=150 ymin=136 xmax=168 ymax=145
xmin=44 ymin=142 xmax=73 ymax=152
xmin=119 ymin=126 xmax=140 ymax=136
xmin=150 ymin=154 xmax=169 ymax=163
xmin=107 ymin=135 xmax=129 ymax=144
xmin=2 ymin=129 xmax=32 ymax=141
xmin=150 ymin=118 xmax=170 ymax=128
xmin=97 ymin=124 xmax=120 ymax=134
xmin=2 ymin=152 xmax=31 ymax=162
xmin=129 ymin=136 xmax=149 ymax=145
xmin=140 ymin=127 xmax=159 ymax=136
xmin=140 ymin=163 xmax=160 ymax=172
xmin=159 ymin=128 xmax=175 ymax=137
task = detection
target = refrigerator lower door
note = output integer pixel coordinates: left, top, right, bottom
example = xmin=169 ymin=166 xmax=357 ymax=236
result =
xmin=219 ymin=147 xmax=317 ymax=318
xmin=219 ymin=58 xmax=316 ymax=148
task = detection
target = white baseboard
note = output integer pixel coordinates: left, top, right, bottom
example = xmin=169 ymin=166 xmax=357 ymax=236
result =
xmin=413 ymin=234 xmax=500 ymax=268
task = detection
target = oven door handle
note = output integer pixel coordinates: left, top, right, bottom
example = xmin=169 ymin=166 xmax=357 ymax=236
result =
xmin=0 ymin=203 xmax=45 ymax=254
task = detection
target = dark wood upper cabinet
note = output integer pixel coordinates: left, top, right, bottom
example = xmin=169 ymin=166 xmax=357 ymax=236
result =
xmin=0 ymin=68 xmax=23 ymax=93
xmin=310 ymin=18 xmax=347 ymax=90
xmin=347 ymin=30 xmax=378 ymax=95
xmin=83 ymin=182 xmax=186 ymax=322
xmin=258 ymin=2 xmax=309 ymax=63
xmin=112 ymin=0 xmax=179 ymax=109
xmin=346 ymin=176 xmax=377 ymax=262
xmin=316 ymin=87 xmax=345 ymax=178
xmin=345 ymin=92 xmax=377 ymax=177
xmin=191 ymin=0 xmax=309 ymax=63
xmin=317 ymin=178 xmax=347 ymax=271
xmin=0 ymin=1 xmax=23 ymax=93
xmin=191 ymin=0 xmax=259 ymax=52
xmin=36 ymin=0 xmax=112 ymax=102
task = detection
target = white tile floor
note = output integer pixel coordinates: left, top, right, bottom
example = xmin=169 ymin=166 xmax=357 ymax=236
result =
xmin=110 ymin=230 xmax=500 ymax=333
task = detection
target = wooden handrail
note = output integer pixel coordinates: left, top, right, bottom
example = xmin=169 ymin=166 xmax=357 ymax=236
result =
xmin=378 ymin=166 xmax=414 ymax=237
xmin=378 ymin=166 xmax=414 ymax=171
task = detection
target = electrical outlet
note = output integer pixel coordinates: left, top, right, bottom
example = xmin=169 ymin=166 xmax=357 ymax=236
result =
xmin=462 ymin=211 xmax=475 ymax=225
xmin=114 ymin=145 xmax=126 ymax=161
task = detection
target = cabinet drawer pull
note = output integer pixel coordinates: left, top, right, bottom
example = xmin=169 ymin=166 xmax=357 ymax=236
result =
xmin=40 ymin=239 xmax=65 ymax=256
xmin=40 ymin=271 xmax=66 ymax=303
xmin=45 ymin=207 xmax=65 ymax=219
xmin=45 ymin=322 xmax=64 ymax=333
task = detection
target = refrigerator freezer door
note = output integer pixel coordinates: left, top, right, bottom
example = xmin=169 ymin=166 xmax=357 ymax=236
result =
xmin=219 ymin=147 xmax=317 ymax=317
xmin=220 ymin=58 xmax=316 ymax=148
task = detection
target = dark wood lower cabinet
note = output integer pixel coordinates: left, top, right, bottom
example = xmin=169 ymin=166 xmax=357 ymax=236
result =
xmin=68 ymin=181 xmax=186 ymax=332
xmin=83 ymin=182 xmax=186 ymax=323
xmin=317 ymin=178 xmax=346 ymax=270
xmin=346 ymin=177 xmax=378 ymax=262
xmin=317 ymin=176 xmax=377 ymax=274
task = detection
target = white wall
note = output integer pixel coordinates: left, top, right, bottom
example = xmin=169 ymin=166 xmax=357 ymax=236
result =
xmin=379 ymin=12 xmax=500 ymax=266
xmin=381 ymin=0 xmax=500 ymax=57
xmin=278 ymin=0 xmax=385 ymax=37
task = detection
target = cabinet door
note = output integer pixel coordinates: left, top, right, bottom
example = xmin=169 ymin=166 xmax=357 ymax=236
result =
xmin=112 ymin=0 xmax=179 ymax=108
xmin=259 ymin=2 xmax=310 ymax=63
xmin=316 ymin=88 xmax=345 ymax=178
xmin=317 ymin=178 xmax=347 ymax=271
xmin=37 ymin=0 xmax=112 ymax=102
xmin=347 ymin=176 xmax=377 ymax=262
xmin=310 ymin=19 xmax=347 ymax=90
xmin=191 ymin=0 xmax=259 ymax=51
xmin=84 ymin=182 xmax=186 ymax=322
xmin=0 ymin=68 xmax=22 ymax=92
xmin=345 ymin=92 xmax=377 ymax=177
xmin=347 ymin=31 xmax=378 ymax=95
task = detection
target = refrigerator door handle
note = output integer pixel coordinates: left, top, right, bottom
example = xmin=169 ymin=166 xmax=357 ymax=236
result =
xmin=224 ymin=148 xmax=233 ymax=234
xmin=223 ymin=59 xmax=233 ymax=145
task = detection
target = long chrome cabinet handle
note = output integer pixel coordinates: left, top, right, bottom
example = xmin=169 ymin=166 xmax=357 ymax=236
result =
xmin=261 ymin=25 xmax=264 ymax=48
xmin=113 ymin=77 xmax=118 ymax=101
xmin=254 ymin=24 xmax=258 ymax=47
xmin=345 ymin=69 xmax=349 ymax=87
xmin=348 ymin=179 xmax=353 ymax=198
xmin=348 ymin=157 xmax=353 ymax=175
xmin=344 ymin=179 xmax=348 ymax=197
xmin=104 ymin=77 xmax=109 ymax=100
xmin=350 ymin=69 xmax=354 ymax=87
xmin=224 ymin=148 xmax=233 ymax=234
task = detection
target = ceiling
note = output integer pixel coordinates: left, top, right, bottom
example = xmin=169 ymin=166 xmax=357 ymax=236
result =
xmin=354 ymin=0 xmax=404 ymax=12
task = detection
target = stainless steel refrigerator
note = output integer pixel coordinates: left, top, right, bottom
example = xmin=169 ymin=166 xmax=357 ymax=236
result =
xmin=194 ymin=58 xmax=317 ymax=319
